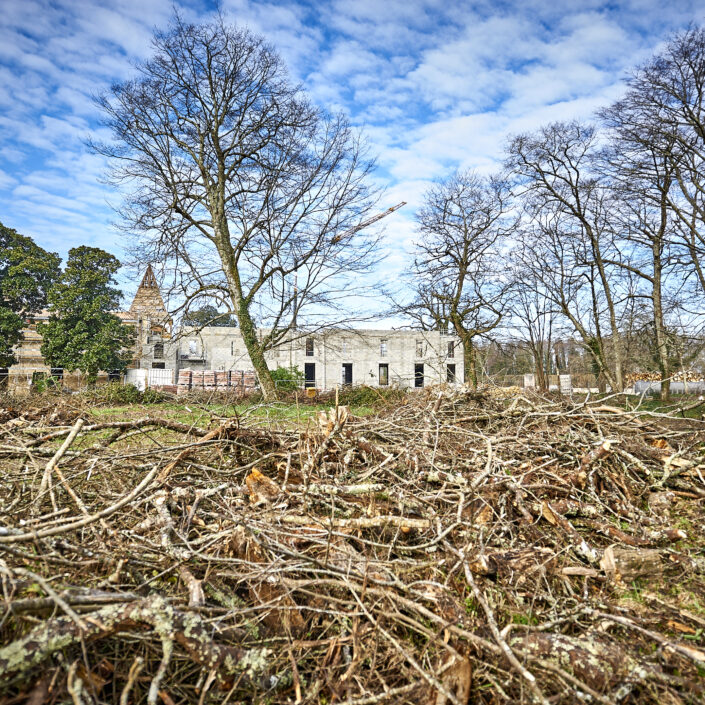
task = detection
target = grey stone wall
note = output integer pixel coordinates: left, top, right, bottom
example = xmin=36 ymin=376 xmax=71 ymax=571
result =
xmin=167 ymin=327 xmax=463 ymax=391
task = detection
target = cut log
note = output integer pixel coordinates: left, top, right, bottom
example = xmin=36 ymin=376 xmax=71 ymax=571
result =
xmin=600 ymin=545 xmax=663 ymax=582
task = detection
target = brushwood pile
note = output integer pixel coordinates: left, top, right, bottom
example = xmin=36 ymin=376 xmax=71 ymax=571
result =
xmin=0 ymin=389 xmax=704 ymax=704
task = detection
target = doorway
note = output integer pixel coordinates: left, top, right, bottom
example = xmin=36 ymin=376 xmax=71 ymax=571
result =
xmin=342 ymin=363 xmax=353 ymax=386
xmin=305 ymin=363 xmax=316 ymax=388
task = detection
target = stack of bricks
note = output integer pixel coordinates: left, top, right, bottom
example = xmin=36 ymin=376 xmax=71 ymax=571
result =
xmin=243 ymin=372 xmax=256 ymax=390
xmin=177 ymin=369 xmax=259 ymax=395
xmin=203 ymin=371 xmax=216 ymax=391
xmin=177 ymin=369 xmax=192 ymax=395
xmin=192 ymin=371 xmax=204 ymax=390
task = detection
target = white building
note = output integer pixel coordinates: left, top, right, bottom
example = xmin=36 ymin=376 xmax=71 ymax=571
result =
xmin=167 ymin=326 xmax=463 ymax=390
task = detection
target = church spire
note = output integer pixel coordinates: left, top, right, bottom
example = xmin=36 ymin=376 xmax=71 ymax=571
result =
xmin=138 ymin=264 xmax=158 ymax=289
xmin=129 ymin=265 xmax=170 ymax=331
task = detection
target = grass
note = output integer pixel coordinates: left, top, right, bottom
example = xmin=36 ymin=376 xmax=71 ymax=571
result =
xmin=623 ymin=394 xmax=705 ymax=419
xmin=86 ymin=399 xmax=376 ymax=427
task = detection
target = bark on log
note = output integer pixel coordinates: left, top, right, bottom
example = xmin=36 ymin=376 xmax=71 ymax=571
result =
xmin=0 ymin=595 xmax=270 ymax=685
xmin=600 ymin=545 xmax=663 ymax=582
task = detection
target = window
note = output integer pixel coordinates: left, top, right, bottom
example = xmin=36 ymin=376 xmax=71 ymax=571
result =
xmin=439 ymin=322 xmax=448 ymax=335
xmin=447 ymin=364 xmax=456 ymax=383
xmin=414 ymin=363 xmax=424 ymax=388
xmin=342 ymin=363 xmax=353 ymax=386
xmin=153 ymin=342 xmax=164 ymax=359
xmin=152 ymin=362 xmax=166 ymax=369
xmin=231 ymin=341 xmax=234 ymax=356
xmin=379 ymin=363 xmax=389 ymax=386
xmin=380 ymin=339 xmax=388 ymax=357
xmin=305 ymin=337 xmax=314 ymax=356
xmin=416 ymin=340 xmax=424 ymax=358
xmin=189 ymin=340 xmax=197 ymax=355
xmin=447 ymin=341 xmax=455 ymax=358
xmin=341 ymin=340 xmax=349 ymax=356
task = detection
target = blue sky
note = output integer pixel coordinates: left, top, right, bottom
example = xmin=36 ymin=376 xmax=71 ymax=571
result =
xmin=1 ymin=0 xmax=705 ymax=301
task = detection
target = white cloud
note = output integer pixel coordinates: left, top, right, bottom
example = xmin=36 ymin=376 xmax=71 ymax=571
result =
xmin=0 ymin=0 xmax=703 ymax=303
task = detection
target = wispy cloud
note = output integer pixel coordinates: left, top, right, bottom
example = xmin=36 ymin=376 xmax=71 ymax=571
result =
xmin=0 ymin=0 xmax=703 ymax=296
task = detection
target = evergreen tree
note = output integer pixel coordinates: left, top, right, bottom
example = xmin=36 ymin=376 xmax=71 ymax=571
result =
xmin=39 ymin=247 xmax=133 ymax=383
xmin=0 ymin=222 xmax=61 ymax=367
xmin=182 ymin=305 xmax=238 ymax=328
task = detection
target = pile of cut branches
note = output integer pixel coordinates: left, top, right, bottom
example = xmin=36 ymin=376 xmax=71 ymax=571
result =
xmin=0 ymin=389 xmax=704 ymax=704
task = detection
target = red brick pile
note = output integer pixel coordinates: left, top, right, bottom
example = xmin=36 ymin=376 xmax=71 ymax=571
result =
xmin=177 ymin=369 xmax=257 ymax=395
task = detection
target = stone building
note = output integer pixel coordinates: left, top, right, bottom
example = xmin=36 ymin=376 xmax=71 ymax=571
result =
xmin=169 ymin=326 xmax=463 ymax=391
xmin=3 ymin=265 xmax=463 ymax=392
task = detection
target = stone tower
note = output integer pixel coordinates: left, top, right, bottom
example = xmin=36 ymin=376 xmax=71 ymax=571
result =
xmin=129 ymin=264 xmax=169 ymax=326
xmin=126 ymin=265 xmax=171 ymax=369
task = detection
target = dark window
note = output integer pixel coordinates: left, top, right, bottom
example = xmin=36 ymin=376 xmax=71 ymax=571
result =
xmin=414 ymin=363 xmax=424 ymax=388
xmin=108 ymin=370 xmax=121 ymax=382
xmin=50 ymin=367 xmax=64 ymax=381
xmin=231 ymin=341 xmax=234 ymax=356
xmin=342 ymin=363 xmax=353 ymax=386
xmin=380 ymin=339 xmax=387 ymax=357
xmin=379 ymin=364 xmax=389 ymax=386
xmin=152 ymin=362 xmax=166 ymax=369
xmin=0 ymin=368 xmax=8 ymax=388
xmin=447 ymin=364 xmax=456 ymax=383
xmin=304 ymin=363 xmax=316 ymax=388
xmin=416 ymin=340 xmax=424 ymax=358
xmin=305 ymin=337 xmax=314 ymax=356
xmin=447 ymin=341 xmax=455 ymax=358
xmin=153 ymin=342 xmax=164 ymax=359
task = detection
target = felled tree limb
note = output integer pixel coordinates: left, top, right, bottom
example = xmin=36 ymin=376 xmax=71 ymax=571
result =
xmin=0 ymin=595 xmax=270 ymax=684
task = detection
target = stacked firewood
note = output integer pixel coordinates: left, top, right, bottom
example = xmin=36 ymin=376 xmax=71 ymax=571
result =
xmin=627 ymin=370 xmax=705 ymax=384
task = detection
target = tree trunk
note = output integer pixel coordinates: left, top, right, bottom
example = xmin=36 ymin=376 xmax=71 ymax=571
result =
xmin=212 ymin=217 xmax=278 ymax=401
xmin=463 ymin=337 xmax=478 ymax=390
xmin=535 ymin=364 xmax=547 ymax=391
xmin=653 ymin=275 xmax=670 ymax=403
xmin=236 ymin=301 xmax=277 ymax=401
xmin=653 ymin=213 xmax=670 ymax=403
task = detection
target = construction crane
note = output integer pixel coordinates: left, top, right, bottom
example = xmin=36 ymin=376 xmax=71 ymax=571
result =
xmin=290 ymin=202 xmax=406 ymax=327
xmin=330 ymin=201 xmax=406 ymax=244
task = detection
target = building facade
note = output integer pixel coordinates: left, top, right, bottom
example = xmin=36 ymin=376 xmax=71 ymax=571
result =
xmin=3 ymin=266 xmax=463 ymax=392
xmin=169 ymin=326 xmax=463 ymax=391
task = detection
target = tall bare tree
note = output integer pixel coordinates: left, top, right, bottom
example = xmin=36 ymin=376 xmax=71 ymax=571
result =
xmin=598 ymin=107 xmax=686 ymax=400
xmin=93 ymin=16 xmax=379 ymax=399
xmin=401 ymin=171 xmax=512 ymax=389
xmin=505 ymin=247 xmax=558 ymax=391
xmin=607 ymin=27 xmax=705 ymax=297
xmin=506 ymin=122 xmax=627 ymax=391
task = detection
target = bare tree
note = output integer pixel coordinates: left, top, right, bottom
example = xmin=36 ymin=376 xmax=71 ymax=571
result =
xmin=606 ymin=28 xmax=705 ymax=296
xmin=597 ymin=111 xmax=687 ymax=400
xmin=505 ymin=249 xmax=558 ymax=391
xmin=401 ymin=171 xmax=512 ymax=389
xmin=92 ymin=15 xmax=379 ymax=399
xmin=506 ymin=122 xmax=627 ymax=391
